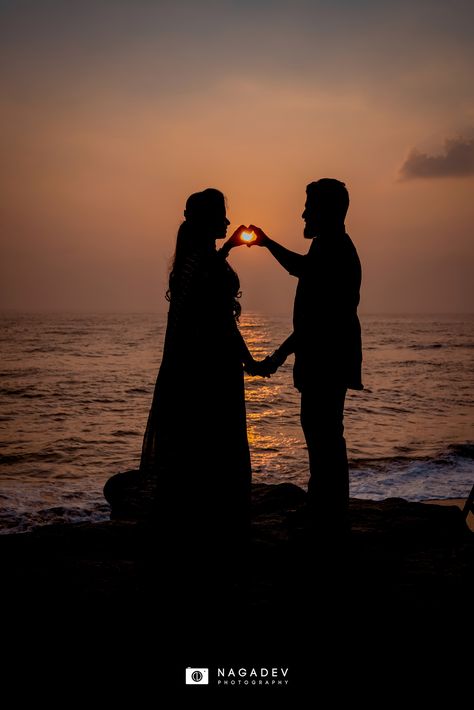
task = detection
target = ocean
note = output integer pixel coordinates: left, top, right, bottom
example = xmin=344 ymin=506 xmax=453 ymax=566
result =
xmin=0 ymin=312 xmax=473 ymax=533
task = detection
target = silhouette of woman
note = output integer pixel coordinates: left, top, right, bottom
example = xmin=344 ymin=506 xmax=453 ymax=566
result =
xmin=137 ymin=188 xmax=255 ymax=542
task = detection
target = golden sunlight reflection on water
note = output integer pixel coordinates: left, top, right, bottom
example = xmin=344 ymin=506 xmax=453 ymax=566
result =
xmin=240 ymin=314 xmax=307 ymax=482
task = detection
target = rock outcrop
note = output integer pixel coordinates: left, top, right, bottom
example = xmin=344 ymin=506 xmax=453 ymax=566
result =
xmin=2 ymin=480 xmax=472 ymax=614
xmin=2 ymin=480 xmax=472 ymax=691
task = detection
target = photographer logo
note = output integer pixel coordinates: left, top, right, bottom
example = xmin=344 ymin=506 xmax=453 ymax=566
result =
xmin=185 ymin=666 xmax=290 ymax=686
xmin=185 ymin=668 xmax=209 ymax=685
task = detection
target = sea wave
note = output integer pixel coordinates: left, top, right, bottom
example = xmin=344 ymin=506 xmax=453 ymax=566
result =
xmin=351 ymin=441 xmax=474 ymax=471
xmin=0 ymin=442 xmax=472 ymax=534
xmin=406 ymin=342 xmax=474 ymax=350
xmin=350 ymin=441 xmax=474 ymax=501
xmin=0 ymin=502 xmax=110 ymax=534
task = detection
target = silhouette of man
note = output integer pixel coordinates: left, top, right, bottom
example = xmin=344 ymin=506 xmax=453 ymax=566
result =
xmin=250 ymin=179 xmax=362 ymax=540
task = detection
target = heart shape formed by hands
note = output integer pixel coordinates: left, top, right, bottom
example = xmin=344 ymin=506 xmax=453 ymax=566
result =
xmin=240 ymin=230 xmax=256 ymax=243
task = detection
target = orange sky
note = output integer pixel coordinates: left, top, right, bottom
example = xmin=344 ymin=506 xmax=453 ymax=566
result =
xmin=1 ymin=0 xmax=473 ymax=314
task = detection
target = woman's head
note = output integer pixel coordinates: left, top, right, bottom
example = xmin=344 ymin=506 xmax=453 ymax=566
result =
xmin=183 ymin=188 xmax=230 ymax=241
xmin=167 ymin=188 xmax=232 ymax=302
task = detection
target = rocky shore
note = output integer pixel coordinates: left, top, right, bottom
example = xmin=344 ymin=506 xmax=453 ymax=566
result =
xmin=1 ymin=480 xmax=472 ymax=692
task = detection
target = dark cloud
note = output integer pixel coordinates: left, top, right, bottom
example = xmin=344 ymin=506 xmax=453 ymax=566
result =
xmin=400 ymin=136 xmax=474 ymax=179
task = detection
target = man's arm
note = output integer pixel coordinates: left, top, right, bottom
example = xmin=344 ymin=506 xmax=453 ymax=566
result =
xmin=248 ymin=225 xmax=305 ymax=277
xmin=272 ymin=332 xmax=296 ymax=363
xmin=254 ymin=332 xmax=296 ymax=376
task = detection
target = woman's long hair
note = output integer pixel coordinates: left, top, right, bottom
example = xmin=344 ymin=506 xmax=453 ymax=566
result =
xmin=166 ymin=189 xmax=241 ymax=319
xmin=166 ymin=220 xmax=196 ymax=302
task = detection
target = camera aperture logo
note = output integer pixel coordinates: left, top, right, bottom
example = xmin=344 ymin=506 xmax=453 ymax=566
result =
xmin=185 ymin=668 xmax=209 ymax=685
xmin=185 ymin=666 xmax=289 ymax=687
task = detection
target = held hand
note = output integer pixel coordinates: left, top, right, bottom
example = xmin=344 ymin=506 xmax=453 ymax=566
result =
xmin=245 ymin=356 xmax=282 ymax=377
xmin=244 ymin=358 xmax=271 ymax=378
xmin=223 ymin=225 xmax=249 ymax=251
xmin=257 ymin=355 xmax=281 ymax=376
xmin=247 ymin=225 xmax=270 ymax=247
xmin=255 ymin=349 xmax=288 ymax=376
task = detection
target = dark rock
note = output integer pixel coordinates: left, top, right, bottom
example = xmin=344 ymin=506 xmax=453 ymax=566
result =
xmin=103 ymin=468 xmax=156 ymax=521
xmin=2 ymin=482 xmax=471 ymax=611
xmin=1 ymin=481 xmax=472 ymax=689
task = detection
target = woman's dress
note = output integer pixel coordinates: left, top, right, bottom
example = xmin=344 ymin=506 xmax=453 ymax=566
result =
xmin=139 ymin=246 xmax=251 ymax=539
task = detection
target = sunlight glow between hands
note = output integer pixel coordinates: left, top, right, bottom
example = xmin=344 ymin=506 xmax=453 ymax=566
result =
xmin=241 ymin=231 xmax=256 ymax=243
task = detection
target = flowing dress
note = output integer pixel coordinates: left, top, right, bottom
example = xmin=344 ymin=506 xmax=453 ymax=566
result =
xmin=139 ymin=245 xmax=252 ymax=539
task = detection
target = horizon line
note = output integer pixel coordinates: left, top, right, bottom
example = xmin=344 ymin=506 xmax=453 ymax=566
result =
xmin=1 ymin=309 xmax=473 ymax=317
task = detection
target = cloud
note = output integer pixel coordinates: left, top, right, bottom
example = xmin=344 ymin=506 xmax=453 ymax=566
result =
xmin=400 ymin=135 xmax=474 ymax=179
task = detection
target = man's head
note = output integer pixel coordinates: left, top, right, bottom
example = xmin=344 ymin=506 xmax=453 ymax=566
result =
xmin=302 ymin=178 xmax=349 ymax=238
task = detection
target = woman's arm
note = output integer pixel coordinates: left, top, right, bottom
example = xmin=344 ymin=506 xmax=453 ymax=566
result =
xmin=233 ymin=325 xmax=258 ymax=373
xmin=228 ymin=319 xmax=272 ymax=376
xmin=218 ymin=225 xmax=248 ymax=259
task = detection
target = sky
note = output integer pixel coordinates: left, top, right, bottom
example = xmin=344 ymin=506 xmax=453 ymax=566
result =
xmin=1 ymin=0 xmax=473 ymax=314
